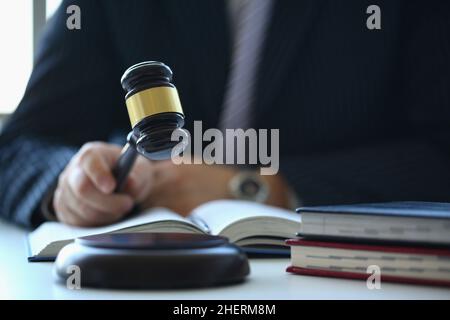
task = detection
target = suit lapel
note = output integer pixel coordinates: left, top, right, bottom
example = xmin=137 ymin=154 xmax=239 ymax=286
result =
xmin=254 ymin=0 xmax=323 ymax=125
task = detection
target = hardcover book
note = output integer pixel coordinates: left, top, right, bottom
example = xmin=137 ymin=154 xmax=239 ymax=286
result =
xmin=286 ymin=238 xmax=450 ymax=287
xmin=296 ymin=201 xmax=450 ymax=245
xmin=28 ymin=200 xmax=301 ymax=261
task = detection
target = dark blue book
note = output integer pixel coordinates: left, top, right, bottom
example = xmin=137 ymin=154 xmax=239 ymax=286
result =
xmin=296 ymin=202 xmax=450 ymax=245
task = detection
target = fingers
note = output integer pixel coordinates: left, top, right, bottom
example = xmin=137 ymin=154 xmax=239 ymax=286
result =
xmin=53 ymin=141 xmax=182 ymax=227
xmin=53 ymin=142 xmax=136 ymax=227
xmin=77 ymin=143 xmax=120 ymax=193
xmin=54 ymin=187 xmax=91 ymax=227
xmin=67 ymin=167 xmax=134 ymax=216
xmin=54 ymin=168 xmax=134 ymax=227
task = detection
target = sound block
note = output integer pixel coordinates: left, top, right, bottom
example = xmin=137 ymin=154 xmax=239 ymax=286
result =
xmin=54 ymin=233 xmax=250 ymax=289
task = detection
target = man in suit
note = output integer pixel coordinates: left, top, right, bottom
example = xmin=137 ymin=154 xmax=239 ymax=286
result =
xmin=1 ymin=0 xmax=450 ymax=228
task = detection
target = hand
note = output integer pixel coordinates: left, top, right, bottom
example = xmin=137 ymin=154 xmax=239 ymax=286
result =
xmin=53 ymin=142 xmax=154 ymax=227
xmin=140 ymin=161 xmax=291 ymax=216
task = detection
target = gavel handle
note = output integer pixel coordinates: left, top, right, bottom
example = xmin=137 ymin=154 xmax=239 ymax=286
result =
xmin=112 ymin=142 xmax=138 ymax=193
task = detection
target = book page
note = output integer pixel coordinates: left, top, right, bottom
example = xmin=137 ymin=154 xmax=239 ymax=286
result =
xmin=29 ymin=208 xmax=199 ymax=257
xmin=190 ymin=200 xmax=300 ymax=236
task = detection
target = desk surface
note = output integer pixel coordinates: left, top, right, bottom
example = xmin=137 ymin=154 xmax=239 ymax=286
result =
xmin=1 ymin=220 xmax=450 ymax=300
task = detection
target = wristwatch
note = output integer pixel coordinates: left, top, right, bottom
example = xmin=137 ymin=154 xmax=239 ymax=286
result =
xmin=228 ymin=171 xmax=269 ymax=203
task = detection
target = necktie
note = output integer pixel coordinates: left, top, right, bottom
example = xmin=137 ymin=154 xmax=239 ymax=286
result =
xmin=219 ymin=0 xmax=274 ymax=131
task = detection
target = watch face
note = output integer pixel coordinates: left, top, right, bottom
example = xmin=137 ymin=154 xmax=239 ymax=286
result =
xmin=229 ymin=171 xmax=269 ymax=203
xmin=240 ymin=178 xmax=261 ymax=197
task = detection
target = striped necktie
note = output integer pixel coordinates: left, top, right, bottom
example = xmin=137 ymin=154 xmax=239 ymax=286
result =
xmin=219 ymin=0 xmax=274 ymax=131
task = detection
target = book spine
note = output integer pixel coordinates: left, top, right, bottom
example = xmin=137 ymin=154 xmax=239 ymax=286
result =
xmin=285 ymin=239 xmax=450 ymax=256
xmin=286 ymin=266 xmax=450 ymax=288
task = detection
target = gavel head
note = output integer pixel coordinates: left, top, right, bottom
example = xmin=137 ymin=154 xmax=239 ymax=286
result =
xmin=121 ymin=61 xmax=187 ymax=160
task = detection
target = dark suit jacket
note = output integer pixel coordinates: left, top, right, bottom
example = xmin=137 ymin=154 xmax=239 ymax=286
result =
xmin=1 ymin=0 xmax=450 ymax=228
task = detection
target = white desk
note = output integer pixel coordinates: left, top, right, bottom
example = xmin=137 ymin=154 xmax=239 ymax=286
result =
xmin=1 ymin=220 xmax=449 ymax=300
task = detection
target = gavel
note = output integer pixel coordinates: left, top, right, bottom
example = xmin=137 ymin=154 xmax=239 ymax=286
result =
xmin=54 ymin=64 xmax=251 ymax=289
xmin=112 ymin=61 xmax=188 ymax=192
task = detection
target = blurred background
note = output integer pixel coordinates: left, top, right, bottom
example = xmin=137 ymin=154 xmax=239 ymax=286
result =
xmin=0 ymin=0 xmax=62 ymax=128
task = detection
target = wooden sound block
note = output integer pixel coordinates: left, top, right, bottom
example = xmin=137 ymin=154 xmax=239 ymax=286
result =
xmin=53 ymin=233 xmax=250 ymax=289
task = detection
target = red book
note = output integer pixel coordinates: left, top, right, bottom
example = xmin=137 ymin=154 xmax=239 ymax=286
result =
xmin=286 ymin=239 xmax=450 ymax=287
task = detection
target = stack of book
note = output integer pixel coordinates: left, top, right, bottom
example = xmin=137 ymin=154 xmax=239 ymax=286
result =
xmin=287 ymin=202 xmax=450 ymax=287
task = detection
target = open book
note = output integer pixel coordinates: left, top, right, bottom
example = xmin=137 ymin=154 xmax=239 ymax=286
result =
xmin=28 ymin=200 xmax=301 ymax=261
